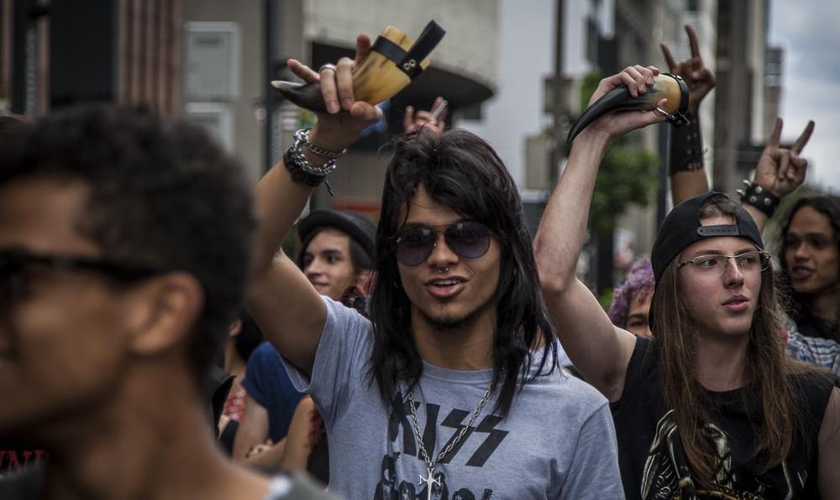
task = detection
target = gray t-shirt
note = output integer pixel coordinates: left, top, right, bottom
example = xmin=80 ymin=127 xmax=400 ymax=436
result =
xmin=284 ymin=298 xmax=624 ymax=499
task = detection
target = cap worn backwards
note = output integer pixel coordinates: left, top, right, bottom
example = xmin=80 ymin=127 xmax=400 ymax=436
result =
xmin=650 ymin=192 xmax=764 ymax=284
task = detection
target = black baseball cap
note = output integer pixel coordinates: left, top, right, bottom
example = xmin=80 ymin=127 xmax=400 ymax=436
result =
xmin=297 ymin=209 xmax=377 ymax=261
xmin=651 ymin=191 xmax=764 ymax=284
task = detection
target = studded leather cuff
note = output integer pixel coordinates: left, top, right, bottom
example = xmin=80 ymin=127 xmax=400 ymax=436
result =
xmin=669 ymin=114 xmax=704 ymax=175
xmin=737 ymin=180 xmax=780 ymax=218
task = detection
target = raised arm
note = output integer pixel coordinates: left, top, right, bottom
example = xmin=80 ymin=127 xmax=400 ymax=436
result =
xmin=740 ymin=117 xmax=814 ymax=232
xmin=662 ymin=24 xmax=716 ymax=205
xmin=534 ymin=66 xmax=667 ymax=401
xmin=403 ymin=96 xmax=448 ymax=135
xmin=247 ymin=34 xmax=382 ymax=376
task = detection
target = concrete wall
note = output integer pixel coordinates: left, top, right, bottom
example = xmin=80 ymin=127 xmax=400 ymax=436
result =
xmin=180 ymin=0 xmax=499 ymax=191
xmin=305 ymin=0 xmax=498 ymax=91
xmin=181 ymin=0 xmax=264 ymax=182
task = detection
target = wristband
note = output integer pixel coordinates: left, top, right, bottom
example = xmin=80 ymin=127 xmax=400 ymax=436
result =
xmin=283 ymin=147 xmax=329 ymax=187
xmin=669 ymin=114 xmax=704 ymax=175
xmin=737 ymin=180 xmax=779 ymax=218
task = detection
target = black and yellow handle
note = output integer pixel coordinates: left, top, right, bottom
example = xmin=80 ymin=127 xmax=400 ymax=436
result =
xmin=272 ymin=21 xmax=445 ymax=113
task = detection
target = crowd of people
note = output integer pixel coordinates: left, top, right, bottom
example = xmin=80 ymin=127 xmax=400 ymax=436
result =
xmin=0 ymin=23 xmax=838 ymax=500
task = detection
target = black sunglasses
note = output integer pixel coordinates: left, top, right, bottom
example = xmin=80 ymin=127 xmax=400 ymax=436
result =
xmin=393 ymin=221 xmax=493 ymax=267
xmin=0 ymin=247 xmax=164 ymax=310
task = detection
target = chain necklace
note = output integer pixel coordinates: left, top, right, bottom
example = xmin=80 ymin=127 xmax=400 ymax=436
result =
xmin=406 ymin=384 xmax=494 ymax=500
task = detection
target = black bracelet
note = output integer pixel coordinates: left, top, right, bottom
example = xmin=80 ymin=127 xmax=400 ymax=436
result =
xmin=284 ymin=147 xmax=327 ymax=187
xmin=737 ymin=180 xmax=779 ymax=218
xmin=669 ymin=114 xmax=704 ymax=175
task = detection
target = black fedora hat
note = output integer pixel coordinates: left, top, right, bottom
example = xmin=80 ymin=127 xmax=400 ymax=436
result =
xmin=297 ymin=209 xmax=377 ymax=261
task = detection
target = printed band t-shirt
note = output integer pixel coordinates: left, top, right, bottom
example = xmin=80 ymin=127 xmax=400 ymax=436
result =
xmin=611 ymin=336 xmax=837 ymax=500
xmin=283 ymin=297 xmax=625 ymax=499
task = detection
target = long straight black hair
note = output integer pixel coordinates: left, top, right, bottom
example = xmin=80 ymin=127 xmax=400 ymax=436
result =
xmin=369 ymin=129 xmax=557 ymax=416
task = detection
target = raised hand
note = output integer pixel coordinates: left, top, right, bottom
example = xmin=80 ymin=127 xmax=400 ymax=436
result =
xmin=754 ymin=117 xmax=815 ymax=198
xmin=286 ymin=34 xmax=383 ymax=151
xmin=580 ymin=65 xmax=669 ymax=143
xmin=403 ymin=96 xmax=448 ymax=136
xmin=660 ymin=24 xmax=716 ymax=116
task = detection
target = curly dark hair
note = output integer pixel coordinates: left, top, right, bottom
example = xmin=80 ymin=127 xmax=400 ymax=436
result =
xmin=0 ymin=104 xmax=256 ymax=386
xmin=369 ymin=128 xmax=557 ymax=416
xmin=0 ymin=113 xmax=30 ymax=135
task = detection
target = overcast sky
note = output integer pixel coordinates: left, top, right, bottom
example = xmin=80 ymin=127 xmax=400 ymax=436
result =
xmin=769 ymin=0 xmax=840 ymax=193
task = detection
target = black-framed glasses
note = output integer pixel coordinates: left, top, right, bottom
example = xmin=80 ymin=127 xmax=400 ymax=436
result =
xmin=677 ymin=250 xmax=772 ymax=276
xmin=0 ymin=247 xmax=165 ymax=310
xmin=393 ymin=221 xmax=493 ymax=267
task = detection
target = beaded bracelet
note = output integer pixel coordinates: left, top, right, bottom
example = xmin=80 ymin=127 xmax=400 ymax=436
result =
xmin=737 ymin=180 xmax=779 ymax=218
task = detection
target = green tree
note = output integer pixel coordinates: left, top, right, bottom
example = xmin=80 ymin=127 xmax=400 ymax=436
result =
xmin=567 ymin=72 xmax=659 ymax=294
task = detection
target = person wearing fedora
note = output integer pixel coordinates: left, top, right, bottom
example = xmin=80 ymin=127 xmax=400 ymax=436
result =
xmin=534 ymin=65 xmax=840 ymax=499
xmin=234 ymin=208 xmax=376 ymax=482
xmin=295 ymin=209 xmax=377 ymax=315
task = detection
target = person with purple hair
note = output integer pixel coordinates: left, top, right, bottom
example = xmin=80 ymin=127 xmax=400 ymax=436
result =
xmin=607 ymin=258 xmax=655 ymax=338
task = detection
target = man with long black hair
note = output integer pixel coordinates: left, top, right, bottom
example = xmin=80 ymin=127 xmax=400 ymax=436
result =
xmin=247 ymin=34 xmax=623 ymax=498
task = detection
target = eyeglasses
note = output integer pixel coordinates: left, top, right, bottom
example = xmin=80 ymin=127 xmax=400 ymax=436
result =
xmin=0 ymin=247 xmax=164 ymax=312
xmin=393 ymin=221 xmax=492 ymax=267
xmin=677 ymin=250 xmax=771 ymax=276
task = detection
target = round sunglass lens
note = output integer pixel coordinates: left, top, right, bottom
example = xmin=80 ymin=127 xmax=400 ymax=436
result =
xmin=446 ymin=222 xmax=490 ymax=259
xmin=396 ymin=228 xmax=434 ymax=266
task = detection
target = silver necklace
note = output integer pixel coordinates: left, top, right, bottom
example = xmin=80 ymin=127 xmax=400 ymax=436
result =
xmin=406 ymin=384 xmax=494 ymax=500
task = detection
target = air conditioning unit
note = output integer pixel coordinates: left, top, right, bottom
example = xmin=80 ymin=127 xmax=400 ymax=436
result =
xmin=184 ymin=102 xmax=234 ymax=153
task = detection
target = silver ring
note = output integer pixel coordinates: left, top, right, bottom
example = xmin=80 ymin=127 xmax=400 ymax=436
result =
xmin=318 ymin=63 xmax=337 ymax=74
xmin=653 ymin=106 xmax=669 ymax=118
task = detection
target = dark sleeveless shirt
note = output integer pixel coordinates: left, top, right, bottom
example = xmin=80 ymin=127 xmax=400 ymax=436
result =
xmin=611 ymin=337 xmax=838 ymax=500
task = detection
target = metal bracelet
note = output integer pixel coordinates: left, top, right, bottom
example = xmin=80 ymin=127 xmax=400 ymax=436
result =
xmin=288 ymin=132 xmax=337 ymax=177
xmin=294 ymin=128 xmax=347 ymax=160
xmin=284 ymin=147 xmax=332 ymax=188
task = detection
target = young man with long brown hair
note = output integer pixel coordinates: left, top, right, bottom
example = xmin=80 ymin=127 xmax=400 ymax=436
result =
xmin=534 ymin=65 xmax=840 ymax=499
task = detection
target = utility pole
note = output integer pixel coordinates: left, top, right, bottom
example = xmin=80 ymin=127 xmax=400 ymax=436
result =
xmin=549 ymin=0 xmax=565 ymax=186
xmin=263 ymin=0 xmax=279 ymax=173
